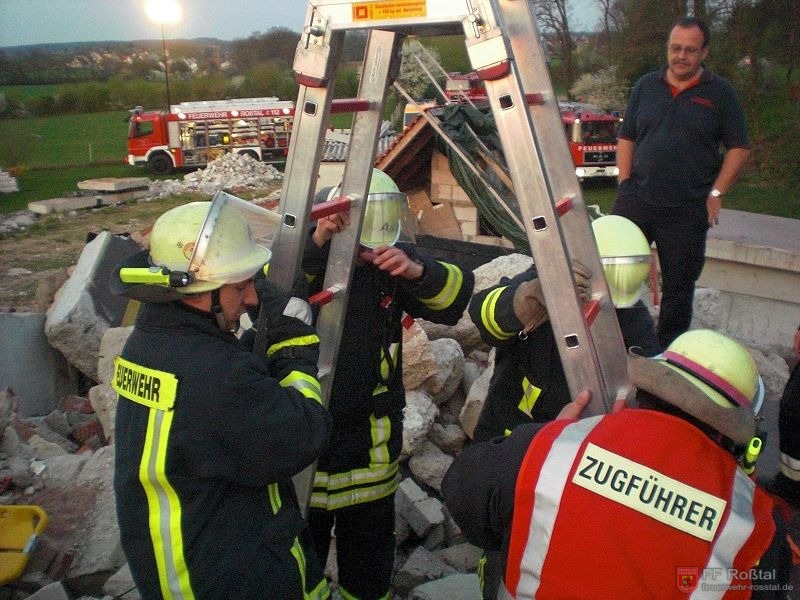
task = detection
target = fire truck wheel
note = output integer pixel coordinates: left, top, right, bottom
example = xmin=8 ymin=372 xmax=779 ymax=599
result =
xmin=148 ymin=154 xmax=173 ymax=175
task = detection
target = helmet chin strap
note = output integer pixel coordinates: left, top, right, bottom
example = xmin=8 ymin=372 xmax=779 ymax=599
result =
xmin=210 ymin=287 xmax=238 ymax=332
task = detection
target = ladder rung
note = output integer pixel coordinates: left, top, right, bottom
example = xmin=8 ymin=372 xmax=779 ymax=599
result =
xmin=555 ymin=196 xmax=574 ymax=216
xmin=475 ymin=60 xmax=510 ymax=81
xmin=583 ymin=298 xmax=601 ymax=325
xmin=331 ymin=98 xmax=372 ymax=113
xmin=525 ymin=92 xmax=546 ymax=105
xmin=310 ymin=198 xmax=352 ymax=220
xmin=309 ymin=284 xmax=343 ymax=307
xmin=295 ymin=73 xmax=327 ymax=88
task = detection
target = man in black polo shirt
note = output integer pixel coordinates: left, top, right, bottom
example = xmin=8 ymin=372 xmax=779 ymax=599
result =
xmin=613 ymin=16 xmax=750 ymax=351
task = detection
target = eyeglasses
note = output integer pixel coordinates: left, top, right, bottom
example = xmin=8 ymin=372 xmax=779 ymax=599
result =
xmin=668 ymin=44 xmax=702 ymax=56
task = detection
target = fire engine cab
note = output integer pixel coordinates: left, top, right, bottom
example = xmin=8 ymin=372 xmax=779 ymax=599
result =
xmin=127 ymin=97 xmax=295 ymax=174
xmin=559 ymin=102 xmax=622 ymax=181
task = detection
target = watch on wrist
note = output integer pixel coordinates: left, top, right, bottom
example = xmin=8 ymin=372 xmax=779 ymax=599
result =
xmin=710 ymin=188 xmax=723 ymax=198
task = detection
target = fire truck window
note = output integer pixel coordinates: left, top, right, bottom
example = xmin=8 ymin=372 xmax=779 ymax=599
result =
xmin=131 ymin=121 xmax=153 ymax=138
xmin=582 ymin=122 xmax=617 ymax=144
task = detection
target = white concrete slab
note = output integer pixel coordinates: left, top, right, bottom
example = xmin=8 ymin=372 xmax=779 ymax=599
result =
xmin=77 ymin=177 xmax=150 ymax=192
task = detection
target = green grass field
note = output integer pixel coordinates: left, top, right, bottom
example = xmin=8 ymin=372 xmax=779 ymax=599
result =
xmin=0 ymin=111 xmax=130 ymax=169
xmin=0 ymin=112 xmax=797 ymax=220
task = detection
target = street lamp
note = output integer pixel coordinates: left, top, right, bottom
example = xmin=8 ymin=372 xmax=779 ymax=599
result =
xmin=145 ymin=0 xmax=182 ymax=111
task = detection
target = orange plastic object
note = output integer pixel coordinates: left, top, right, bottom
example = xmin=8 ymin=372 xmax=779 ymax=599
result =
xmin=0 ymin=505 xmax=48 ymax=585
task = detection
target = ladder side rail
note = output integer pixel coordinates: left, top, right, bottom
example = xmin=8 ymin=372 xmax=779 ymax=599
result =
xmin=462 ymin=3 xmax=608 ymax=414
xmin=315 ymin=28 xmax=402 ymax=404
xmin=253 ymin=27 xmax=345 ymax=356
xmin=496 ymin=0 xmax=634 ymax=408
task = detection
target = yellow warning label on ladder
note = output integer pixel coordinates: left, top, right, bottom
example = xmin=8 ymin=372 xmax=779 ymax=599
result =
xmin=352 ymin=1 xmax=426 ymax=21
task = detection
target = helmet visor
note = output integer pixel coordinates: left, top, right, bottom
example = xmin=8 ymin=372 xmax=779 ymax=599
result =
xmin=601 ymin=255 xmax=650 ymax=308
xmin=361 ymin=191 xmax=416 ymax=249
xmin=189 ymin=191 xmax=279 ymax=285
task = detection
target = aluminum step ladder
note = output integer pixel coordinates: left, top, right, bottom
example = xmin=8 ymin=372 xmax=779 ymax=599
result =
xmin=256 ymin=0 xmax=635 ymax=512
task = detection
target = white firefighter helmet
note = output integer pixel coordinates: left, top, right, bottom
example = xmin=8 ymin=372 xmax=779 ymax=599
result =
xmin=628 ymin=329 xmax=765 ymax=445
xmin=114 ymin=192 xmax=279 ymax=300
xmin=592 ymin=215 xmax=651 ymax=308
xmin=323 ymin=168 xmax=413 ymax=248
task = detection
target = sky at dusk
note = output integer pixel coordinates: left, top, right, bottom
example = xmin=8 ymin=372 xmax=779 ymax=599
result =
xmin=0 ymin=0 xmax=601 ymax=48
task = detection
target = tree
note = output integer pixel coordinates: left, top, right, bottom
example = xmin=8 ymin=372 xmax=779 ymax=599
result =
xmin=531 ymin=0 xmax=577 ymax=97
xmin=240 ymin=61 xmax=298 ymax=100
xmin=229 ymin=27 xmax=300 ymax=74
xmin=602 ymin=0 xmax=680 ymax=83
xmin=396 ymin=40 xmax=441 ymax=101
xmin=569 ymin=65 xmax=628 ymax=110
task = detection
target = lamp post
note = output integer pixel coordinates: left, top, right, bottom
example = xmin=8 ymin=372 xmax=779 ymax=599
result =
xmin=145 ymin=0 xmax=182 ymax=111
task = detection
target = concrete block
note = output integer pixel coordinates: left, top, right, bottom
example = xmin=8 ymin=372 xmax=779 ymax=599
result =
xmin=450 ymin=186 xmax=473 ymax=204
xmin=434 ymin=543 xmax=484 ymax=572
xmin=77 ymin=177 xmax=150 ymax=192
xmin=418 ymin=203 xmax=462 ymax=240
xmin=409 ymin=573 xmax=481 ymax=600
xmin=430 ymin=182 xmax=452 ymax=202
xmin=452 ymin=204 xmax=478 ymax=222
xmin=397 ymin=477 xmax=445 ymax=538
xmin=29 ymin=196 xmax=110 ymax=215
xmin=68 ymin=446 xmax=126 ymax=584
xmin=103 ymin=563 xmax=141 ymax=600
xmin=0 ymin=312 xmax=77 ymax=416
xmin=45 ymin=232 xmax=140 ymax=380
xmin=422 ymin=522 xmax=445 ymax=550
xmin=393 ymin=546 xmax=457 ymax=598
xmin=459 ymin=221 xmax=479 ymax=237
xmin=23 ymin=582 xmax=71 ymax=600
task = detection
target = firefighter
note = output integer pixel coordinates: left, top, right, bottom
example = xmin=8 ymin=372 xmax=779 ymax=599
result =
xmin=443 ymin=329 xmax=791 ymax=599
xmin=467 ymin=215 xmax=659 ymax=598
xmin=110 ymin=194 xmax=331 ymax=600
xmin=300 ymin=169 xmax=475 ymax=600
xmin=469 ymin=214 xmax=659 ymax=443
xmin=765 ymin=322 xmax=800 ymax=508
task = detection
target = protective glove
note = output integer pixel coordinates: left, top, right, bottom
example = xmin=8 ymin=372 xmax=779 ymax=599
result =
xmin=255 ymin=278 xmax=320 ymax=378
xmin=248 ymin=269 xmax=312 ymax=326
xmin=513 ymin=261 xmax=591 ymax=334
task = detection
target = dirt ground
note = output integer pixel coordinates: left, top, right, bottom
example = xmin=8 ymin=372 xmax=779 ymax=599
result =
xmin=0 ymin=184 xmax=282 ymax=313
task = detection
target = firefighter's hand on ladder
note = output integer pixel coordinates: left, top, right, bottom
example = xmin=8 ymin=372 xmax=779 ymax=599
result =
xmin=571 ymin=260 xmax=592 ymax=301
xmin=513 ymin=278 xmax=549 ymax=334
xmin=556 ymin=388 xmax=627 ymax=421
xmin=513 ymin=261 xmax=591 ymax=335
xmin=312 ymin=212 xmax=351 ymax=247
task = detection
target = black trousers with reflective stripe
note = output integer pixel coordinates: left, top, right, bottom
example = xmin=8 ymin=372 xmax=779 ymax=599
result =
xmin=308 ymin=494 xmax=395 ymax=600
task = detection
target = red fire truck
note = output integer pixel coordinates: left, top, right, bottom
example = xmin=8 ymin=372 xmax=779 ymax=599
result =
xmin=127 ymin=97 xmax=295 ymax=174
xmin=438 ymin=73 xmax=622 ymax=181
xmin=559 ymin=102 xmax=622 ymax=181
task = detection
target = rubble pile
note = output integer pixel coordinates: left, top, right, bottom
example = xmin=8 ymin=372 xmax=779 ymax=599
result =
xmin=147 ymin=153 xmax=283 ymax=199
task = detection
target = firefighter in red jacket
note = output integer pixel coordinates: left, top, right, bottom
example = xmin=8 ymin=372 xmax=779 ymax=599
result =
xmin=443 ymin=329 xmax=791 ymax=599
xmin=111 ymin=193 xmax=331 ymax=599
